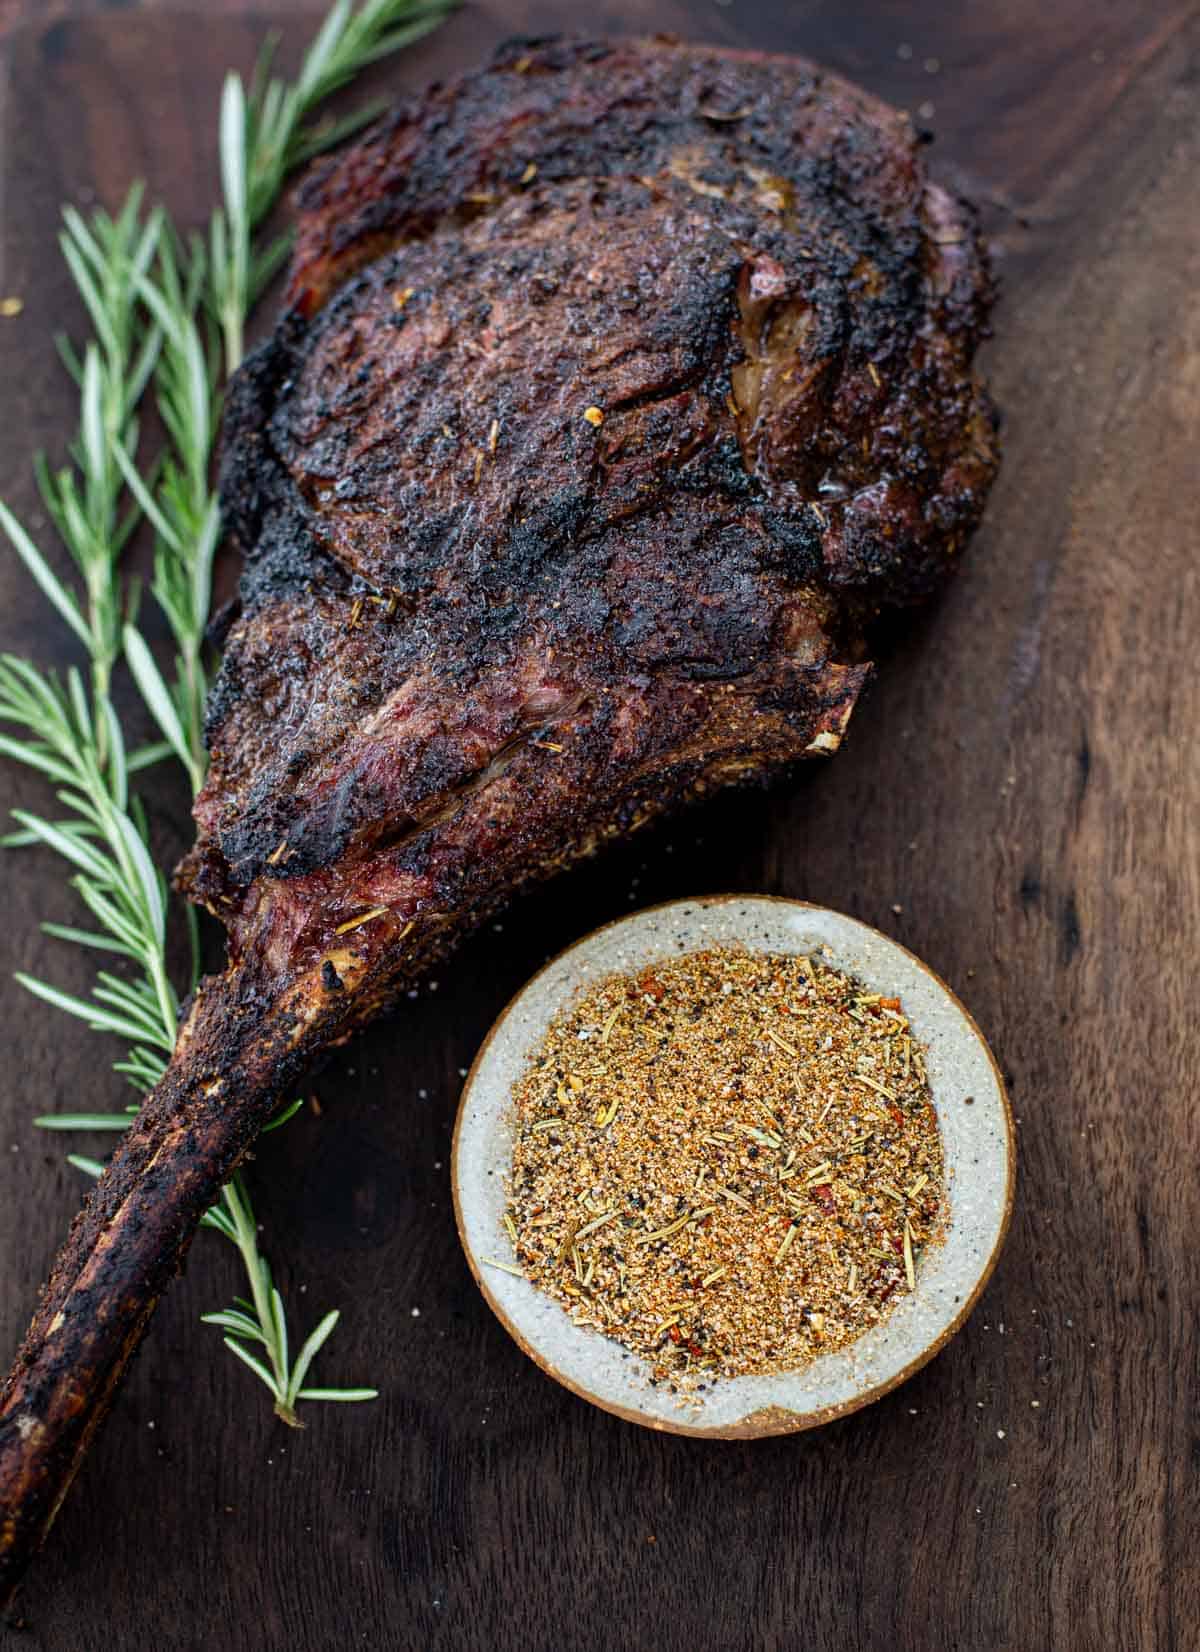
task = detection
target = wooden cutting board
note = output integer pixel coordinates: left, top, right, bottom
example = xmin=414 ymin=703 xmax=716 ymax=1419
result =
xmin=1 ymin=4 xmax=1197 ymax=1647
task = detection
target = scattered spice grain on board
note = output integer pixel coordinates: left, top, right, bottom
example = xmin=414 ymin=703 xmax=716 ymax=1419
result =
xmin=504 ymin=946 xmax=946 ymax=1390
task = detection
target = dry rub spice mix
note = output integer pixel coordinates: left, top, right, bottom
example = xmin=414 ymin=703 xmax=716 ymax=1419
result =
xmin=503 ymin=945 xmax=946 ymax=1393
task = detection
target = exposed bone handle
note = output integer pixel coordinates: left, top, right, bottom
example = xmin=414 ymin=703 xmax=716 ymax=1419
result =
xmin=0 ymin=967 xmax=306 ymax=1612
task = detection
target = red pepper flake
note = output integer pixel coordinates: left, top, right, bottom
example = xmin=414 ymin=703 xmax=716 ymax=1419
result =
xmin=668 ymin=1325 xmax=682 ymax=1344
xmin=638 ymin=971 xmax=667 ymax=1002
xmin=812 ymin=1184 xmax=835 ymax=1212
xmin=887 ymin=1104 xmax=906 ymax=1131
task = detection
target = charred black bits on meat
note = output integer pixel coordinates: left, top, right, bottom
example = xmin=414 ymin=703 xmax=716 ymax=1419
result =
xmin=194 ymin=33 xmax=996 ymax=932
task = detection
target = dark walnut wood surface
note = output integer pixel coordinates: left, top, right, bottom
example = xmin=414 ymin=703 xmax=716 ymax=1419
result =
xmin=1 ymin=3 xmax=1197 ymax=1647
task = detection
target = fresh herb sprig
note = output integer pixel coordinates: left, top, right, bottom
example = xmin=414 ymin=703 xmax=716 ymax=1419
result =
xmin=68 ymin=1106 xmax=374 ymax=1427
xmin=31 ymin=192 xmax=164 ymax=749
xmin=199 ymin=1170 xmax=378 ymax=1427
xmin=1 ymin=0 xmax=456 ymax=1421
xmin=212 ymin=0 xmax=455 ymax=371
xmin=117 ymin=235 xmax=219 ymax=796
xmin=0 ymin=659 xmax=178 ymax=1095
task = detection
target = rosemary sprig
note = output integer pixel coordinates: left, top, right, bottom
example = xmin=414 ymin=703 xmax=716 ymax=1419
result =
xmin=8 ymin=194 xmax=162 ymax=765
xmin=211 ymin=0 xmax=457 ymax=371
xmin=117 ymin=235 xmax=218 ymax=794
xmin=200 ymin=1174 xmax=378 ymax=1427
xmin=1 ymin=0 xmax=455 ymax=1419
xmin=68 ymin=1102 xmax=373 ymax=1427
xmin=0 ymin=660 xmax=178 ymax=1092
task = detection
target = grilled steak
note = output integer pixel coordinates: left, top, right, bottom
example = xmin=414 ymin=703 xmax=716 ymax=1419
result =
xmin=0 ymin=34 xmax=997 ymax=1602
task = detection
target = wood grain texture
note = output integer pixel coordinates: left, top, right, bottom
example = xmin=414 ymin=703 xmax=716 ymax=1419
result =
xmin=1 ymin=2 xmax=1197 ymax=1646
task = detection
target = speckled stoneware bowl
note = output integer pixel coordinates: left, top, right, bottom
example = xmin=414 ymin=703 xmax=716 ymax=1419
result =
xmin=452 ymin=895 xmax=1014 ymax=1438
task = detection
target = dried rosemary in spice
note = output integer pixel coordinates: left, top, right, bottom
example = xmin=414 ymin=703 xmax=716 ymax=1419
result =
xmin=504 ymin=946 xmax=946 ymax=1390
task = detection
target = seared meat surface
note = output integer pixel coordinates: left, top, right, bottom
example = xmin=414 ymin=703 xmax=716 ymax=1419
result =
xmin=190 ymin=32 xmax=995 ymax=1002
xmin=0 ymin=34 xmax=996 ymax=1604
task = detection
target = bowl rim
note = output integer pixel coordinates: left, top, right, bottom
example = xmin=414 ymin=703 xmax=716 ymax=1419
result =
xmin=451 ymin=893 xmax=1016 ymax=1438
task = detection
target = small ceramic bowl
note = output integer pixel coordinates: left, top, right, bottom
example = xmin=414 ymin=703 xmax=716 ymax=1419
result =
xmin=452 ymin=895 xmax=1014 ymax=1438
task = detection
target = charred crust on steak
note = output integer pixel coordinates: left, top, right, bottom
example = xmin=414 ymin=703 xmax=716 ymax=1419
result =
xmin=199 ymin=32 xmax=997 ymax=970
